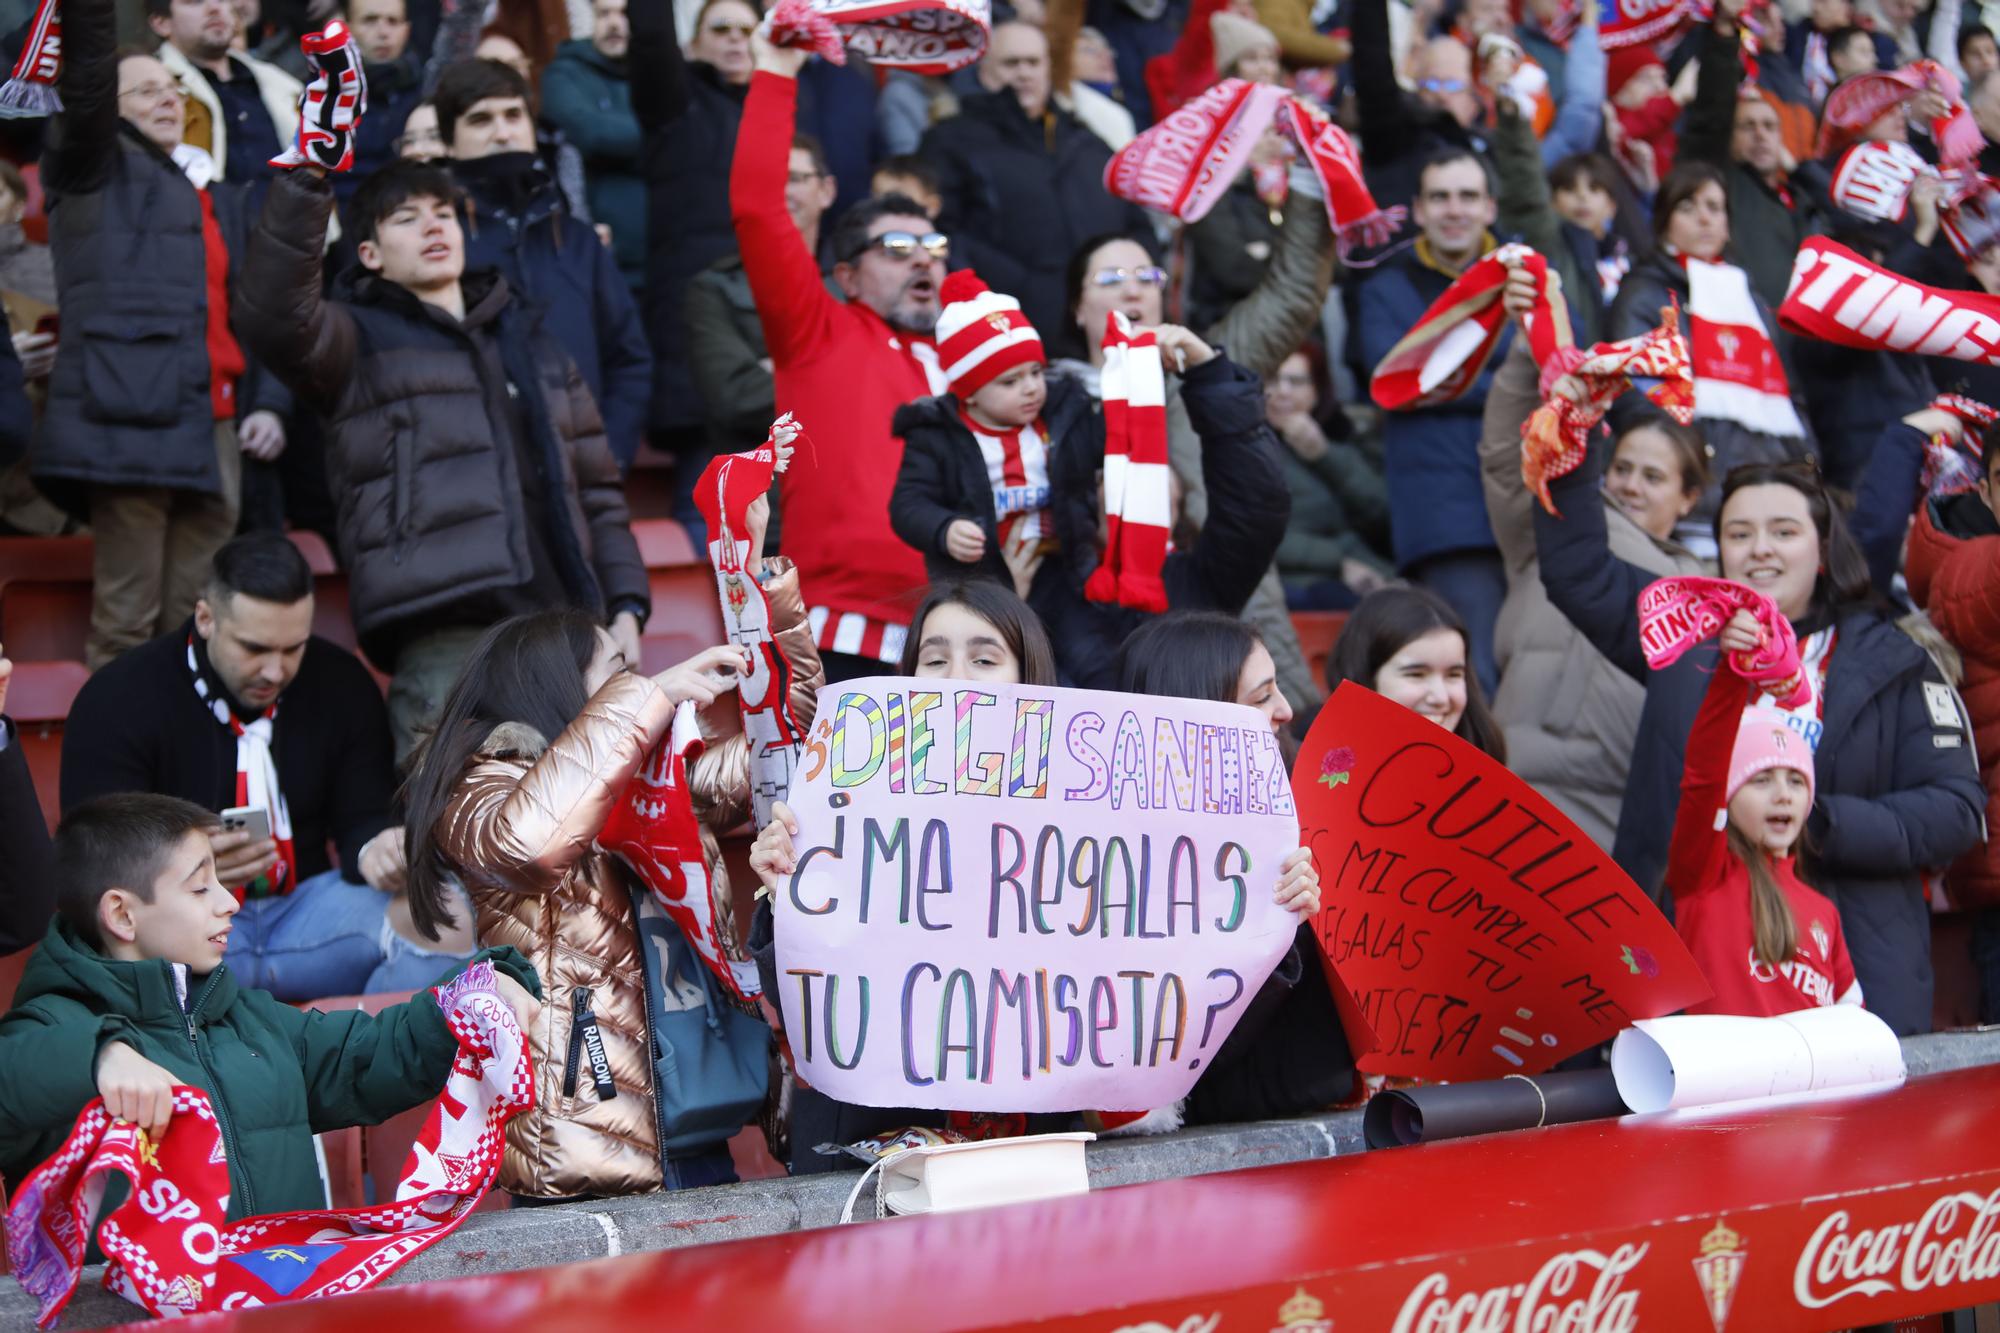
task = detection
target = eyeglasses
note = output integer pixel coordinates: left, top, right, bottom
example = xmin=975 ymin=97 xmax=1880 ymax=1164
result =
xmin=1090 ymin=265 xmax=1168 ymax=288
xmin=849 ymin=230 xmax=949 ymax=262
xmin=1418 ymin=77 xmax=1469 ymax=94
xmin=704 ymin=21 xmax=754 ymax=36
xmin=118 ymin=81 xmax=183 ymax=102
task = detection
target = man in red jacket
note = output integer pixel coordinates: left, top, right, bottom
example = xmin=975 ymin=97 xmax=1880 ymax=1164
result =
xmin=730 ymin=35 xmax=947 ymax=679
xmin=1906 ymin=412 xmax=2000 ymax=1022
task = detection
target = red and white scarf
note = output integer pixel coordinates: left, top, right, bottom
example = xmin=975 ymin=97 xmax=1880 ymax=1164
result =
xmin=1682 ymin=255 xmax=1805 ymax=439
xmin=1817 ymin=60 xmax=1982 ymax=169
xmin=4 ymin=963 xmax=531 ymax=1327
xmin=1830 ymin=140 xmax=1932 ymax=223
xmin=1638 ymin=577 xmax=1809 ymax=707
xmin=1522 ymin=303 xmax=1694 ymax=515
xmin=188 ymin=637 xmax=297 ymax=901
xmin=1941 ymin=172 xmax=2000 ymax=262
xmin=762 ymin=0 xmax=990 ymax=74
xmin=269 ymin=22 xmax=366 ymax=173
xmin=0 ymin=0 xmax=61 ymax=117
xmin=1089 ymin=313 xmax=1171 ymax=613
xmin=1920 ymin=393 xmax=1999 ymax=495
xmin=1103 ymin=78 xmax=1404 ymax=258
xmin=1370 ymin=244 xmax=1569 ymax=411
xmin=1601 ymin=0 xmax=1690 ymax=49
xmin=598 ymin=419 xmax=810 ymax=1004
xmin=1779 ymin=235 xmax=2000 ymax=364
xmin=963 ymin=411 xmax=1051 ymax=548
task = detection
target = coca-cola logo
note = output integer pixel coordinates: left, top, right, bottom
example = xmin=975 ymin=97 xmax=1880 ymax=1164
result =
xmin=1390 ymin=1243 xmax=1647 ymax=1333
xmin=1793 ymin=1189 xmax=2000 ymax=1309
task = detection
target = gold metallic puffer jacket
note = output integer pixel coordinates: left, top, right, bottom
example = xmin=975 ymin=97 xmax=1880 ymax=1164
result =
xmin=434 ymin=559 xmax=823 ymax=1199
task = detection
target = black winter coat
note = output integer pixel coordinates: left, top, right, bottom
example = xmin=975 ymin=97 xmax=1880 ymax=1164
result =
xmin=60 ymin=626 xmax=394 ymax=883
xmin=1031 ymin=354 xmax=1290 ymax=689
xmin=453 ymin=153 xmax=652 ymax=469
xmin=918 ymin=91 xmax=1151 ymax=339
xmin=30 ymin=0 xmax=289 ymax=515
xmin=236 ymin=170 xmax=648 ymax=666
xmin=0 ymin=721 xmax=53 ymax=956
xmin=1534 ymin=447 xmax=1986 ymax=1035
xmin=888 ymin=375 xmax=1096 ymax=588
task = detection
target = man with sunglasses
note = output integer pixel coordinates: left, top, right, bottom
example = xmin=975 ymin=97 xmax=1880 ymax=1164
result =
xmin=916 ymin=21 xmax=1149 ymax=336
xmin=732 ymin=33 xmax=950 ymax=679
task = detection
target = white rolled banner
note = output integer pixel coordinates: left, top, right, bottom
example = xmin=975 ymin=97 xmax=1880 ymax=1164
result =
xmin=1610 ymin=1007 xmax=1905 ymax=1113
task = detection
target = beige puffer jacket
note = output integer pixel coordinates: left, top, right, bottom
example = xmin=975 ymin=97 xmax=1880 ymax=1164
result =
xmin=434 ymin=559 xmax=822 ymax=1199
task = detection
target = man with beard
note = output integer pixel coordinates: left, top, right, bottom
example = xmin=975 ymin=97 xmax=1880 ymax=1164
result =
xmin=148 ymin=0 xmax=300 ymax=189
xmin=731 ymin=32 xmax=947 ymax=680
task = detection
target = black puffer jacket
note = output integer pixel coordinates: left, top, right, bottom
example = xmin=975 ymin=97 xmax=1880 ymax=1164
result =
xmin=235 ymin=170 xmax=647 ymax=666
xmin=918 ymin=91 xmax=1151 ymax=338
xmin=1534 ymin=446 xmax=1986 ymax=1036
xmin=889 ymin=374 xmax=1097 ymax=588
xmin=30 ymin=0 xmax=289 ymax=514
xmin=1032 ymin=353 xmax=1290 ymax=689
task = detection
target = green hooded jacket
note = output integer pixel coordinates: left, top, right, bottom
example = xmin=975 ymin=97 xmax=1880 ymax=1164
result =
xmin=0 ymin=919 xmax=538 ymax=1219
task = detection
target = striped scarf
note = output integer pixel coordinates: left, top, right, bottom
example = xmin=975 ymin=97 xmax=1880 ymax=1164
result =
xmin=188 ymin=637 xmax=296 ymax=900
xmin=1087 ymin=313 xmax=1171 ymax=613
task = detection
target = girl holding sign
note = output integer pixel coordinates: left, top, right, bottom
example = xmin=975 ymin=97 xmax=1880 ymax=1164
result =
xmin=1115 ymin=611 xmax=1347 ymax=1126
xmin=1666 ymin=609 xmax=1861 ymax=1014
xmin=1324 ymin=587 xmax=1508 ymax=760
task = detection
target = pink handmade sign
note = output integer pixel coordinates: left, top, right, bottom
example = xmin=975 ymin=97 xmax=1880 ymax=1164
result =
xmin=772 ymin=679 xmax=1300 ymax=1112
xmin=1638 ymin=577 xmax=1807 ymax=706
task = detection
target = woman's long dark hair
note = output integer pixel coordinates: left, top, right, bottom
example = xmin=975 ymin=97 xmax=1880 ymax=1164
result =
xmin=400 ymin=609 xmax=604 ymax=939
xmin=1652 ymin=160 xmax=1731 ymax=250
xmin=1325 ymin=587 xmax=1507 ymax=761
xmin=897 ymin=581 xmax=1061 ymax=687
xmin=1715 ymin=461 xmax=1875 ymax=617
xmin=1114 ymin=610 xmax=1260 ymax=702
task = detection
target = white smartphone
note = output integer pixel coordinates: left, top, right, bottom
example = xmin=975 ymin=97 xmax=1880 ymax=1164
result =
xmin=219 ymin=805 xmax=272 ymax=842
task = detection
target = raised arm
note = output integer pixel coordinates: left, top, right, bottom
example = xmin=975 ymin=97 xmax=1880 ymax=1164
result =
xmin=731 ymin=49 xmax=846 ymax=368
xmin=1178 ymin=352 xmax=1292 ymax=612
xmin=1679 ymin=15 xmax=1742 ymax=172
xmin=1350 ymin=0 xmax=1415 ymax=172
xmin=433 ymin=672 xmax=673 ymax=896
xmin=1665 ymin=664 xmax=1748 ymax=901
xmin=629 ymin=0 xmax=693 ymax=131
xmin=1531 ymin=439 xmax=1657 ymax=680
xmin=232 ymin=169 xmax=361 ymax=413
xmin=1850 ymin=417 xmax=1932 ymax=595
xmin=1254 ymin=0 xmax=1352 ymax=68
xmin=1540 ymin=8 xmax=1604 ymax=165
xmin=40 ymin=0 xmax=121 ymax=197
xmin=1203 ymin=165 xmax=1336 ymax=378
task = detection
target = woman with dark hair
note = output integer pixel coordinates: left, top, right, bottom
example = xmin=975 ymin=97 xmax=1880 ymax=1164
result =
xmin=1263 ymin=342 xmax=1392 ymax=610
xmin=1604 ymin=161 xmax=1815 ymax=556
xmin=1479 ymin=332 xmax=1710 ymax=848
xmin=1113 ymin=610 xmax=1346 ymax=1125
xmin=1532 ymin=435 xmax=1986 ymax=1036
xmin=1326 ymin=587 xmax=1509 ymax=761
xmin=1546 ymin=153 xmax=1647 ymax=304
xmin=401 ymin=531 xmax=824 ymax=1199
xmin=1037 ymin=321 xmax=1292 ymax=689
xmin=747 ymin=581 xmax=1059 ymax=1171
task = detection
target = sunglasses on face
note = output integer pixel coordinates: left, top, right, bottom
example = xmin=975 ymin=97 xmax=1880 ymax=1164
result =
xmin=1090 ymin=265 xmax=1168 ymax=287
xmin=1418 ymin=77 xmax=1469 ymax=94
xmin=850 ymin=230 xmax=949 ymax=262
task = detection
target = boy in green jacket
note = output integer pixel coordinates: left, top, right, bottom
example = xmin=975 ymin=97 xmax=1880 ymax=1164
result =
xmin=0 ymin=793 xmax=540 ymax=1218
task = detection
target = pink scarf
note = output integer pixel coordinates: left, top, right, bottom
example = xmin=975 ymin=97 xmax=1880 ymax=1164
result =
xmin=1089 ymin=313 xmax=1171 ymax=613
xmin=1104 ymin=78 xmax=1404 ymax=258
xmin=1638 ymin=577 xmax=1809 ymax=707
xmin=1818 ymin=60 xmax=1981 ymax=170
xmin=4 ymin=964 xmax=531 ymax=1327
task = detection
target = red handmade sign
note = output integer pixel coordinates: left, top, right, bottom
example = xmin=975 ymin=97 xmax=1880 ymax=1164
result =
xmin=1294 ymin=682 xmax=1711 ymax=1081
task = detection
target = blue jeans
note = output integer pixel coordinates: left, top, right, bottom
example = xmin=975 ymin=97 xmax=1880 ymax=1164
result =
xmin=1413 ymin=549 xmax=1507 ymax=701
xmin=226 ymin=869 xmax=475 ymax=1001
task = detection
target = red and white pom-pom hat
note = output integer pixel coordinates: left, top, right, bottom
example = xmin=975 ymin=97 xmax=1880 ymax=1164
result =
xmin=935 ymin=268 xmax=1046 ymax=397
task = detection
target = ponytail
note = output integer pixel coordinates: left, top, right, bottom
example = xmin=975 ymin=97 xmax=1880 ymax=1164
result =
xmin=1727 ymin=825 xmax=1799 ymax=966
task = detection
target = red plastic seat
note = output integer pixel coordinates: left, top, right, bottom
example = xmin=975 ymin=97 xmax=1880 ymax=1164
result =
xmin=0 ymin=536 xmax=95 ymax=663
xmin=630 ymin=518 xmax=699 ymax=568
xmin=285 ymin=529 xmax=339 ymax=577
xmin=10 ymin=661 xmax=83 ymax=834
xmin=1290 ymin=611 xmax=1349 ymax=691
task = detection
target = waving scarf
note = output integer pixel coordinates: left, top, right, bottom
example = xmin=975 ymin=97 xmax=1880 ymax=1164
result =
xmin=1779 ymin=235 xmax=2000 ymax=364
xmin=1522 ymin=303 xmax=1694 ymax=515
xmin=0 ymin=0 xmax=60 ymax=117
xmin=1370 ymin=244 xmax=1569 ymax=411
xmin=762 ymin=0 xmax=989 ymax=72
xmin=270 ymin=22 xmax=367 ymax=173
xmin=1103 ymin=78 xmax=1404 ymax=258
xmin=1818 ymin=60 xmax=1981 ymax=169
xmin=1683 ymin=254 xmax=1805 ymax=439
xmin=1089 ymin=313 xmax=1171 ymax=613
xmin=4 ymin=964 xmax=531 ymax=1328
xmin=597 ymin=419 xmax=806 ymax=1003
xmin=1638 ymin=577 xmax=1809 ymax=707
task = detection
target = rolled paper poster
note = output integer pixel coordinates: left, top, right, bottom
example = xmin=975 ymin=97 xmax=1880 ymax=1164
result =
xmin=1362 ymin=1068 xmax=1629 ymax=1148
